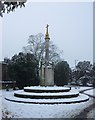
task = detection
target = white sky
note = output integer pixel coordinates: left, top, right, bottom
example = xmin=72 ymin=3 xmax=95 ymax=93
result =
xmin=1 ymin=1 xmax=93 ymax=68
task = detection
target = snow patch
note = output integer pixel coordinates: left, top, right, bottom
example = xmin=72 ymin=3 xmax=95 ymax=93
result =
xmin=14 ymin=89 xmax=79 ymax=96
xmin=24 ymin=86 xmax=70 ymax=90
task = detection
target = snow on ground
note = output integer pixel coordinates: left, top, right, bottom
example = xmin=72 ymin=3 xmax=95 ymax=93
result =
xmin=0 ymin=90 xmax=2 ymax=120
xmin=83 ymin=88 xmax=95 ymax=118
xmin=1 ymin=87 xmax=94 ymax=118
xmin=70 ymin=86 xmax=93 ymax=92
xmin=2 ymin=97 xmax=93 ymax=118
xmin=5 ymin=91 xmax=89 ymax=103
xmin=24 ymin=86 xmax=70 ymax=90
xmin=84 ymin=89 xmax=95 ymax=97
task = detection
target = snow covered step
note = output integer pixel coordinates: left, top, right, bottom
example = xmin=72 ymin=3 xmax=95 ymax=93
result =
xmin=5 ymin=93 xmax=89 ymax=104
xmin=24 ymin=86 xmax=70 ymax=93
xmin=14 ymin=89 xmax=79 ymax=99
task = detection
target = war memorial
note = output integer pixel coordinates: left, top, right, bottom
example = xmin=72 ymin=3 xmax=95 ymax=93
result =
xmin=5 ymin=25 xmax=89 ymax=104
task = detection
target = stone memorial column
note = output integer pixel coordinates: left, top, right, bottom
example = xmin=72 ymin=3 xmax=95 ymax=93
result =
xmin=44 ymin=24 xmax=54 ymax=86
xmin=40 ymin=24 xmax=54 ymax=86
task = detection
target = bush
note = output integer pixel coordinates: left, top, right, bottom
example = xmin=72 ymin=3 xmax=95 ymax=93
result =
xmin=8 ymin=52 xmax=40 ymax=89
xmin=54 ymin=61 xmax=72 ymax=86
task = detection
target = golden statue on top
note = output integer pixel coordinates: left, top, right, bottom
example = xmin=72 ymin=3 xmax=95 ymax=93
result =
xmin=45 ymin=24 xmax=50 ymax=39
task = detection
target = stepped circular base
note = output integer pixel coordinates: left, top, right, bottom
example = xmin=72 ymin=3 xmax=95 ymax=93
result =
xmin=5 ymin=93 xmax=89 ymax=104
xmin=5 ymin=86 xmax=89 ymax=104
xmin=14 ymin=89 xmax=79 ymax=99
xmin=24 ymin=86 xmax=70 ymax=93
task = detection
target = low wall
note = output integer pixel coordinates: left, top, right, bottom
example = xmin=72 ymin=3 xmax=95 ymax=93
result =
xmin=0 ymin=81 xmax=16 ymax=89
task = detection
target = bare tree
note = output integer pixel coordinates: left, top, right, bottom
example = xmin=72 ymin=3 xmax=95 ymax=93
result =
xmin=0 ymin=1 xmax=26 ymax=17
xmin=23 ymin=33 xmax=62 ymax=66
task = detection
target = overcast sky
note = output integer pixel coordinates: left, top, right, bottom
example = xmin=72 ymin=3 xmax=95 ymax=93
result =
xmin=1 ymin=2 xmax=93 ymax=68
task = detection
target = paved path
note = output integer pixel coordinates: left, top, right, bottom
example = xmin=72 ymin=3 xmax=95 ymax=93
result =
xmin=74 ymin=88 xmax=95 ymax=118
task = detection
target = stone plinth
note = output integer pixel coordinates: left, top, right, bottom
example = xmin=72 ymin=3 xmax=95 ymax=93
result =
xmin=45 ymin=67 xmax=54 ymax=86
xmin=40 ymin=66 xmax=54 ymax=86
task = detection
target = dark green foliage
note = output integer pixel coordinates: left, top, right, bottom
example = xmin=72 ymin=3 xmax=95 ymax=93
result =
xmin=81 ymin=76 xmax=89 ymax=86
xmin=54 ymin=61 xmax=72 ymax=86
xmin=93 ymin=78 xmax=95 ymax=88
xmin=76 ymin=61 xmax=92 ymax=78
xmin=8 ymin=52 xmax=39 ymax=89
xmin=92 ymin=63 xmax=95 ymax=87
xmin=73 ymin=61 xmax=93 ymax=86
xmin=93 ymin=63 xmax=95 ymax=76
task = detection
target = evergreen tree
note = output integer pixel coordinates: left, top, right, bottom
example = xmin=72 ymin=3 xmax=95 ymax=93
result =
xmin=54 ymin=61 xmax=72 ymax=86
xmin=7 ymin=52 xmax=39 ymax=89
